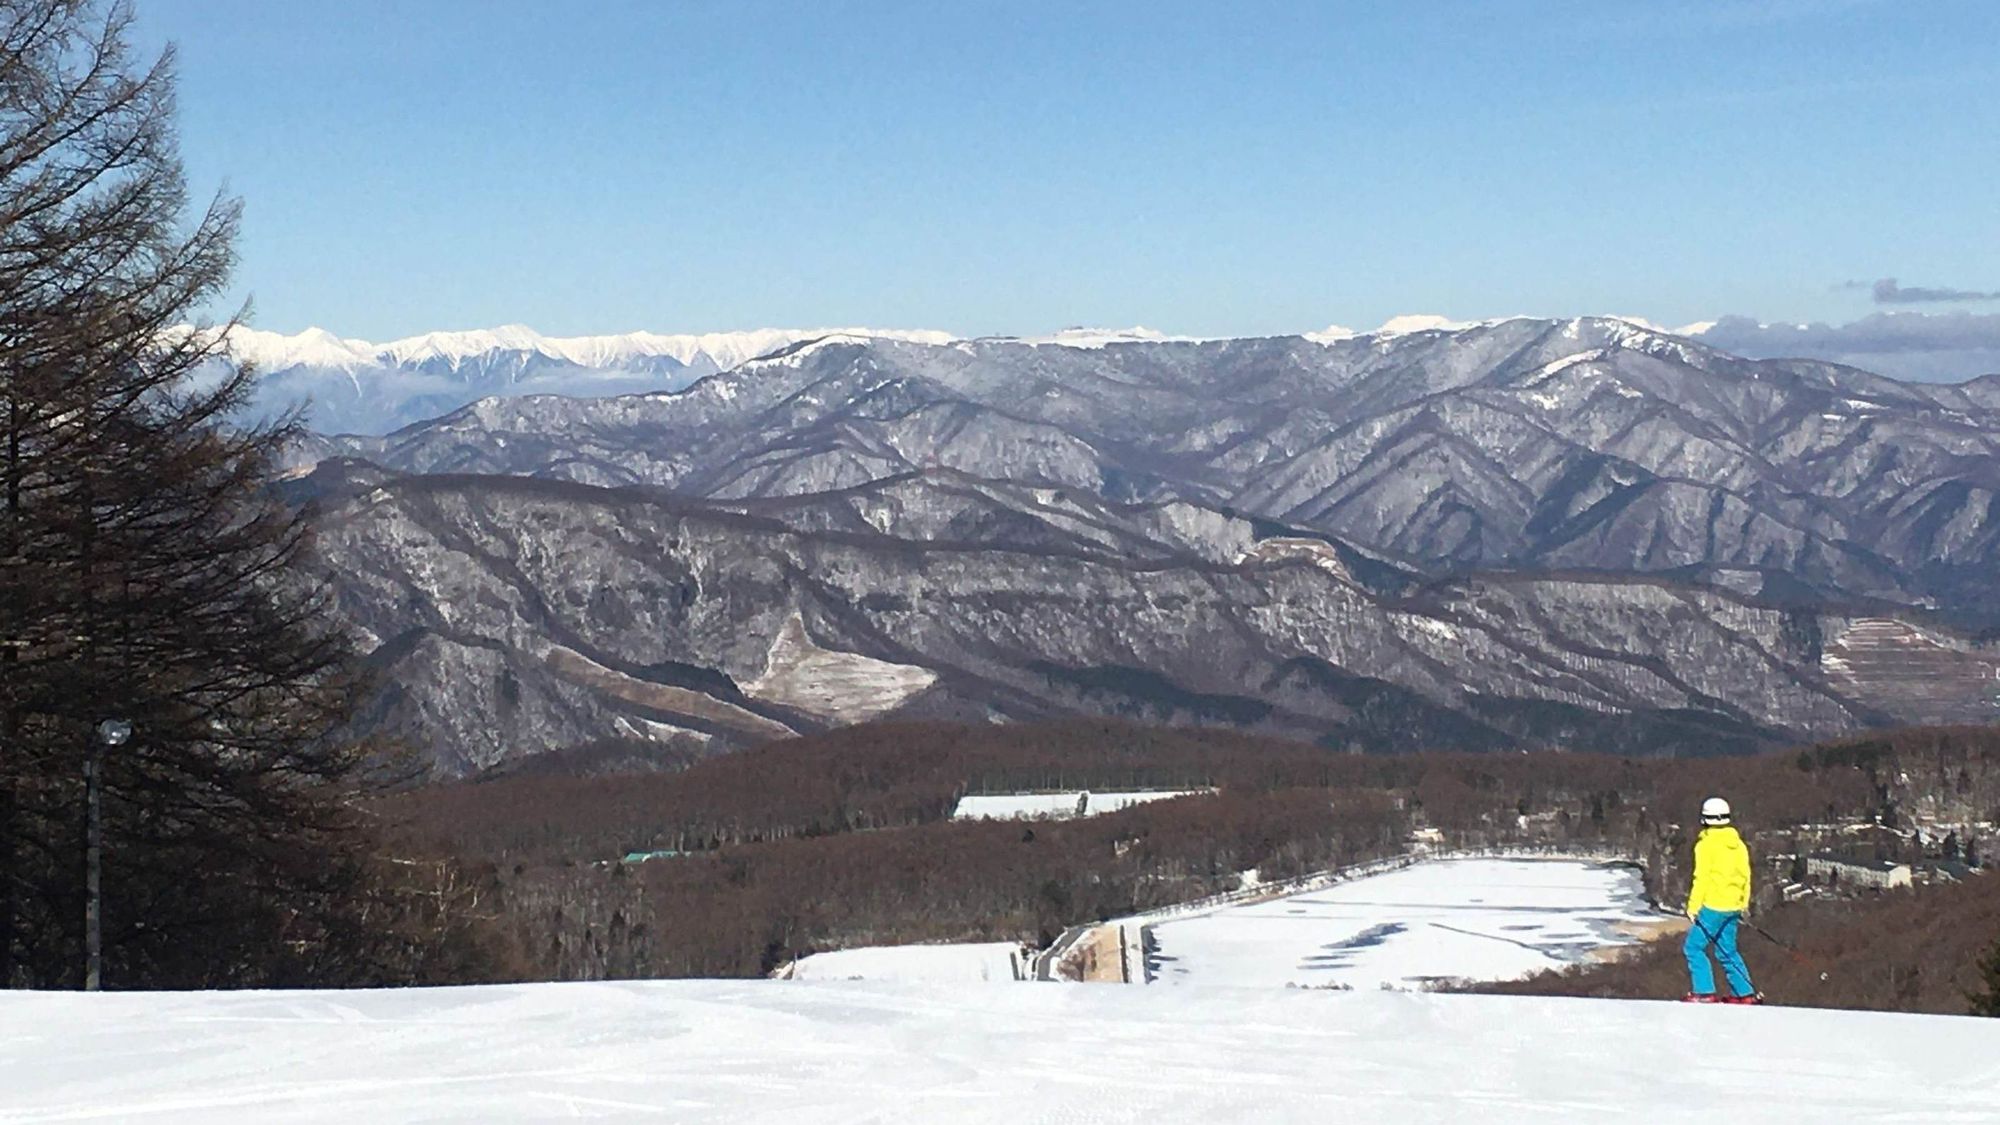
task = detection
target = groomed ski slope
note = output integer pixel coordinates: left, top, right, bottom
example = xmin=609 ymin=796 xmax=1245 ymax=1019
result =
xmin=4 ymin=982 xmax=1997 ymax=1123
xmin=787 ymin=941 xmax=1026 ymax=982
xmin=1147 ymin=858 xmax=1655 ymax=988
xmin=950 ymin=790 xmax=1206 ymax=821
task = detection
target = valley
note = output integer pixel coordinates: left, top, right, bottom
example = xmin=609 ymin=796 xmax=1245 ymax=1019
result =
xmin=7 ymin=5 xmax=1997 ymax=1119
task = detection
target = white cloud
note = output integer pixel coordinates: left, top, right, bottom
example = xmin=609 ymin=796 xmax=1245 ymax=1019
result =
xmin=1692 ymin=311 xmax=2000 ymax=382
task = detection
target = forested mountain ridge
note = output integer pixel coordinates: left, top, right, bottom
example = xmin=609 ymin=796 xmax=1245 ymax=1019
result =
xmin=306 ymin=465 xmax=1998 ymax=774
xmin=315 ymin=317 xmax=2000 ymax=618
xmin=288 ymin=317 xmax=2000 ymax=773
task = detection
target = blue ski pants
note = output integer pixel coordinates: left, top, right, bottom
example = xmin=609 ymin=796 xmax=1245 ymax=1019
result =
xmin=1684 ymin=907 xmax=1756 ymax=997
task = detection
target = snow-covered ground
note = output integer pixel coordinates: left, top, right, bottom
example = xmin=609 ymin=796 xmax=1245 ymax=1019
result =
xmin=5 ymin=982 xmax=1997 ymax=1123
xmin=787 ymin=941 xmax=1026 ymax=983
xmin=739 ymin=612 xmax=937 ymax=724
xmin=1087 ymin=790 xmax=1207 ymax=814
xmin=1146 ymin=858 xmax=1655 ymax=989
xmin=950 ymin=789 xmax=1205 ymax=820
xmin=951 ymin=792 xmax=1085 ymax=820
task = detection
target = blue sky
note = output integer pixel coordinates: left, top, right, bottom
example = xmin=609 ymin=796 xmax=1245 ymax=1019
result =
xmin=137 ymin=0 xmax=2000 ymax=341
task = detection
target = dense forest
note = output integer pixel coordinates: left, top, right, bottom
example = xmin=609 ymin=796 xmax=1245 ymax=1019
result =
xmin=379 ymin=719 xmax=2000 ymax=1000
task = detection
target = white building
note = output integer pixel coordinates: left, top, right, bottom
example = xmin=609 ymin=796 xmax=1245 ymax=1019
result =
xmin=1804 ymin=855 xmax=1913 ymax=890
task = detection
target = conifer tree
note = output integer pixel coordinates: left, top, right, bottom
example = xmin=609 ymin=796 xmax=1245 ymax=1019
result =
xmin=0 ymin=0 xmax=496 ymax=988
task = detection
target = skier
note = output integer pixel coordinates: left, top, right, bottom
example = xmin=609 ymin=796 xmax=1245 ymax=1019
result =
xmin=1682 ymin=796 xmax=1763 ymax=1004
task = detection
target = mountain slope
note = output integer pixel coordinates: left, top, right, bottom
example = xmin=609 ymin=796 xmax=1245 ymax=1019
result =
xmin=316 ymin=318 xmax=2000 ymax=623
xmin=6 ymin=983 xmax=1996 ymax=1123
xmin=306 ymin=467 xmax=1996 ymax=774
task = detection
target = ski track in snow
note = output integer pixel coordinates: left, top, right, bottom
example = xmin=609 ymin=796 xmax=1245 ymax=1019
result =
xmin=3 ymin=982 xmax=1998 ymax=1123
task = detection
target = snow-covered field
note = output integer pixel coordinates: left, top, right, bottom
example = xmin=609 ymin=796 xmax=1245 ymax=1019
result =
xmin=951 ymin=789 xmax=1205 ymax=820
xmin=1087 ymin=790 xmax=1206 ymax=814
xmin=1147 ymin=858 xmax=1655 ymax=989
xmin=952 ymin=792 xmax=1084 ymax=819
xmin=5 ymin=982 xmax=1997 ymax=1123
xmin=786 ymin=941 xmax=1026 ymax=983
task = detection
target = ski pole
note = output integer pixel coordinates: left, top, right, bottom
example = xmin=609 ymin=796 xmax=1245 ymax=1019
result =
xmin=1745 ymin=921 xmax=1830 ymax=980
xmin=1746 ymin=920 xmax=1794 ymax=950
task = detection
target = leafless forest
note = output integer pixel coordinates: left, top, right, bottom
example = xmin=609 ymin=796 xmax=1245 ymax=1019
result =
xmin=377 ymin=719 xmax=2000 ymax=1011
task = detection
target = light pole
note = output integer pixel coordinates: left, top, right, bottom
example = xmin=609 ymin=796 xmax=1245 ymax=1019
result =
xmin=85 ymin=718 xmax=130 ymax=991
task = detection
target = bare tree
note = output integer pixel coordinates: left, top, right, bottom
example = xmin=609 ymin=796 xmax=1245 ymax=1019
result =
xmin=1974 ymin=936 xmax=2000 ymax=1017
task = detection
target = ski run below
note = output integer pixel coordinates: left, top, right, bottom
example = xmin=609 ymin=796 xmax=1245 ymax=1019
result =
xmin=5 ymin=981 xmax=1999 ymax=1123
xmin=1145 ymin=858 xmax=1656 ymax=988
xmin=787 ymin=941 xmax=1028 ymax=983
xmin=950 ymin=789 xmax=1208 ymax=821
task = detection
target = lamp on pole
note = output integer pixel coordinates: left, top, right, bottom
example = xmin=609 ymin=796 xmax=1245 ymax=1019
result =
xmin=85 ymin=718 xmax=131 ymax=991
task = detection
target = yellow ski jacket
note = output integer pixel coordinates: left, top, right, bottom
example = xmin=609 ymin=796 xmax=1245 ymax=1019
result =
xmin=1687 ymin=825 xmax=1752 ymax=916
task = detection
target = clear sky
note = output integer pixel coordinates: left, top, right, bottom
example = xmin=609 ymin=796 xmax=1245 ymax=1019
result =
xmin=135 ymin=0 xmax=2000 ymax=341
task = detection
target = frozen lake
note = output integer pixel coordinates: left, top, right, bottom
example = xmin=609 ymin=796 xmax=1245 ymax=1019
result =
xmin=1146 ymin=858 xmax=1657 ymax=989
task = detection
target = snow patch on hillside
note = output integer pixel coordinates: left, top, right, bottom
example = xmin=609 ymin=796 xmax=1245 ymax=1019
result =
xmin=1525 ymin=350 xmax=1604 ymax=382
xmin=1393 ymin=613 xmax=1462 ymax=643
xmin=740 ymin=612 xmax=937 ymax=722
xmin=1239 ymin=537 xmax=1355 ymax=582
xmin=542 ymin=644 xmax=795 ymax=740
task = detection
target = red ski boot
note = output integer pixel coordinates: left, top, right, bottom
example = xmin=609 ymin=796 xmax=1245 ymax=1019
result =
xmin=1680 ymin=993 xmax=1719 ymax=1003
xmin=1720 ymin=992 xmax=1765 ymax=1005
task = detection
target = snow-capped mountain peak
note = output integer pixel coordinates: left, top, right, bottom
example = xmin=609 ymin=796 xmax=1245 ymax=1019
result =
xmin=196 ymin=315 xmax=1751 ymax=436
xmin=212 ymin=324 xmax=959 ymax=376
xmin=197 ymin=324 xmax=961 ymax=433
xmin=378 ymin=324 xmax=551 ymax=368
xmin=219 ymin=325 xmax=379 ymax=371
xmin=1009 ymin=326 xmax=1200 ymax=349
xmin=1374 ymin=313 xmax=1474 ymax=336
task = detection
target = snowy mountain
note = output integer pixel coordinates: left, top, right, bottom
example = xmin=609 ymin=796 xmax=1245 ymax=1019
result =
xmin=215 ymin=314 xmax=1723 ymax=435
xmin=208 ymin=323 xmax=956 ymax=434
xmin=287 ymin=316 xmax=2000 ymax=772
xmin=317 ymin=316 xmax=2000 ymax=618
xmin=302 ymin=460 xmax=1998 ymax=775
xmin=6 ymin=982 xmax=1995 ymax=1122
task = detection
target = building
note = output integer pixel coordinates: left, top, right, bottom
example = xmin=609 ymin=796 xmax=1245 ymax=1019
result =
xmin=1804 ymin=855 xmax=1913 ymax=890
xmin=619 ymin=849 xmax=688 ymax=864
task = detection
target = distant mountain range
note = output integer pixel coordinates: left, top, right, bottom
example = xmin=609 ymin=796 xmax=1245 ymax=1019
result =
xmin=289 ymin=317 xmax=2000 ymax=773
xmin=221 ymin=312 xmax=1997 ymax=436
xmin=211 ymin=315 xmax=1716 ymax=436
xmin=212 ymin=323 xmax=955 ymax=434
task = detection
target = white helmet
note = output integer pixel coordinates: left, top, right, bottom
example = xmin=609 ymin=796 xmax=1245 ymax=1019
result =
xmin=1700 ymin=797 xmax=1732 ymax=826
